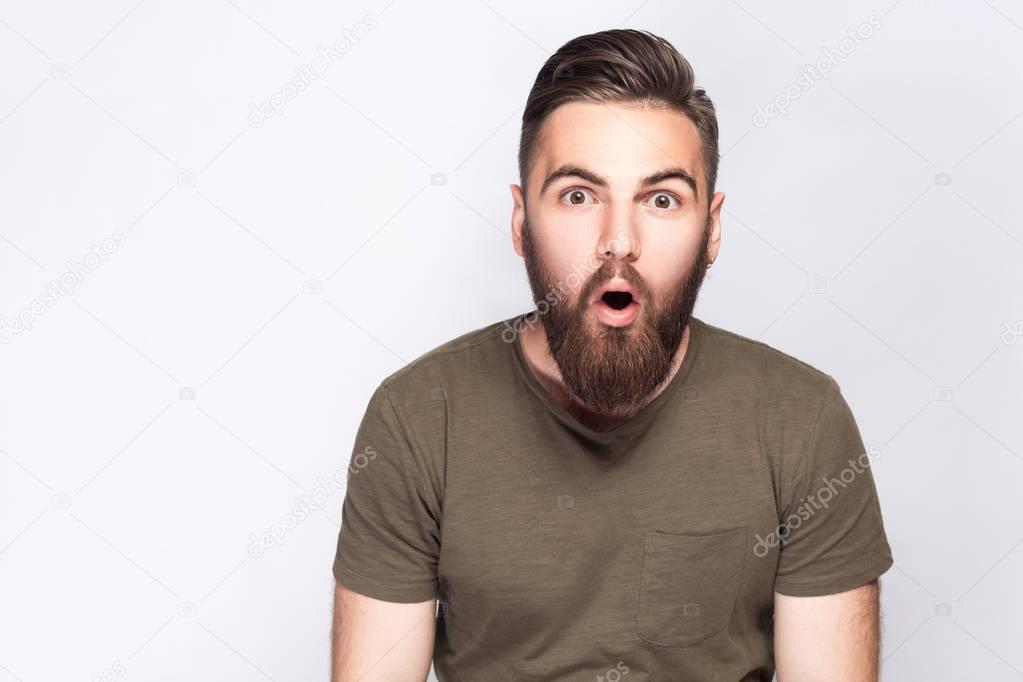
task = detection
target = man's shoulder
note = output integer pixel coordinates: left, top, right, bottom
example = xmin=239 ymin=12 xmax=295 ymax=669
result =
xmin=378 ymin=314 xmax=517 ymax=398
xmin=695 ymin=319 xmax=857 ymax=482
xmin=696 ymin=317 xmax=839 ymax=400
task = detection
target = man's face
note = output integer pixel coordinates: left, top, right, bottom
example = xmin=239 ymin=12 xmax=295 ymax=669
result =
xmin=512 ymin=100 xmax=723 ymax=414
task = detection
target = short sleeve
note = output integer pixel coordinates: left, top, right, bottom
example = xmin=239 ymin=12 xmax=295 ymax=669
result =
xmin=332 ymin=382 xmax=441 ymax=602
xmin=773 ymin=379 xmax=894 ymax=597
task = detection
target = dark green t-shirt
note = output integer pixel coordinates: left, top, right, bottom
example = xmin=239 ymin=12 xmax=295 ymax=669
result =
xmin=333 ymin=312 xmax=894 ymax=681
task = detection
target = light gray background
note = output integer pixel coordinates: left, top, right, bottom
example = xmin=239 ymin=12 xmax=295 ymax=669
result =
xmin=1 ymin=1 xmax=1021 ymax=680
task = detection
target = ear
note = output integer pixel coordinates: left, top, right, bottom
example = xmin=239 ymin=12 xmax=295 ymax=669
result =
xmin=706 ymin=191 xmax=725 ymax=265
xmin=510 ymin=183 xmax=526 ymax=258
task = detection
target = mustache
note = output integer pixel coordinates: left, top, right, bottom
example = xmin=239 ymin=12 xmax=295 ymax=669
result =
xmin=579 ymin=261 xmax=651 ymax=308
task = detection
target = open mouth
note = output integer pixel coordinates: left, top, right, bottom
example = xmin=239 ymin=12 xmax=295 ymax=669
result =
xmin=590 ymin=278 xmax=642 ymax=327
xmin=601 ymin=290 xmax=635 ymax=310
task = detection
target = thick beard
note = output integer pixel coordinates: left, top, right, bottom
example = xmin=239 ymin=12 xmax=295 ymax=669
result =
xmin=521 ymin=218 xmax=710 ymax=414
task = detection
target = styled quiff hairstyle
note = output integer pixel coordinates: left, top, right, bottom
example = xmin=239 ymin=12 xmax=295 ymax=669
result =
xmin=518 ymin=29 xmax=719 ymax=205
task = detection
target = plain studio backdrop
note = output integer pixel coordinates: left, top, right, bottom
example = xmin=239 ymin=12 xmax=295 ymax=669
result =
xmin=1 ymin=1 xmax=1021 ymax=680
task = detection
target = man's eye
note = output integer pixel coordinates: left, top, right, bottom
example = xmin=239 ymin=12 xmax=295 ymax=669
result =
xmin=561 ymin=188 xmax=596 ymax=205
xmin=647 ymin=191 xmax=681 ymax=210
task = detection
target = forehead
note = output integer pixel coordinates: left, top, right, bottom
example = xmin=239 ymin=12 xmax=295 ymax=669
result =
xmin=533 ymin=100 xmax=705 ymax=191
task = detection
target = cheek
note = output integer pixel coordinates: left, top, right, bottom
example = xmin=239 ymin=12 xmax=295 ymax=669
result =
xmin=532 ymin=226 xmax=600 ymax=283
xmin=644 ymin=216 xmax=706 ymax=259
xmin=641 ymin=237 xmax=704 ymax=294
xmin=645 ymin=221 xmax=702 ymax=252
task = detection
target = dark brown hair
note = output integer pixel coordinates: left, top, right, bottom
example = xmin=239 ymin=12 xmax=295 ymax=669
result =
xmin=518 ymin=29 xmax=719 ymax=204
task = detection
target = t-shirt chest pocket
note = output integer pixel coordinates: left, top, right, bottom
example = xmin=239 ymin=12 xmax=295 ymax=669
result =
xmin=636 ymin=526 xmax=748 ymax=647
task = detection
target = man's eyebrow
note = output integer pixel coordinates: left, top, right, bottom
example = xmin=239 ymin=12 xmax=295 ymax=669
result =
xmin=640 ymin=167 xmax=699 ymax=200
xmin=540 ymin=165 xmax=608 ymax=196
xmin=539 ymin=164 xmax=700 ymax=200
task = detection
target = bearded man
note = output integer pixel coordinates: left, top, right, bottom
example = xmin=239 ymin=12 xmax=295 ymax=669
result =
xmin=330 ymin=28 xmax=893 ymax=682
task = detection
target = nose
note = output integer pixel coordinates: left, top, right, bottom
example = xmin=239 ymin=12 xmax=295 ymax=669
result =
xmin=595 ymin=212 xmax=641 ymax=264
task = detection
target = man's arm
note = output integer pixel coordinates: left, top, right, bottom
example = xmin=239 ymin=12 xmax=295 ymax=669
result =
xmin=773 ymin=579 xmax=880 ymax=682
xmin=331 ymin=582 xmax=437 ymax=682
